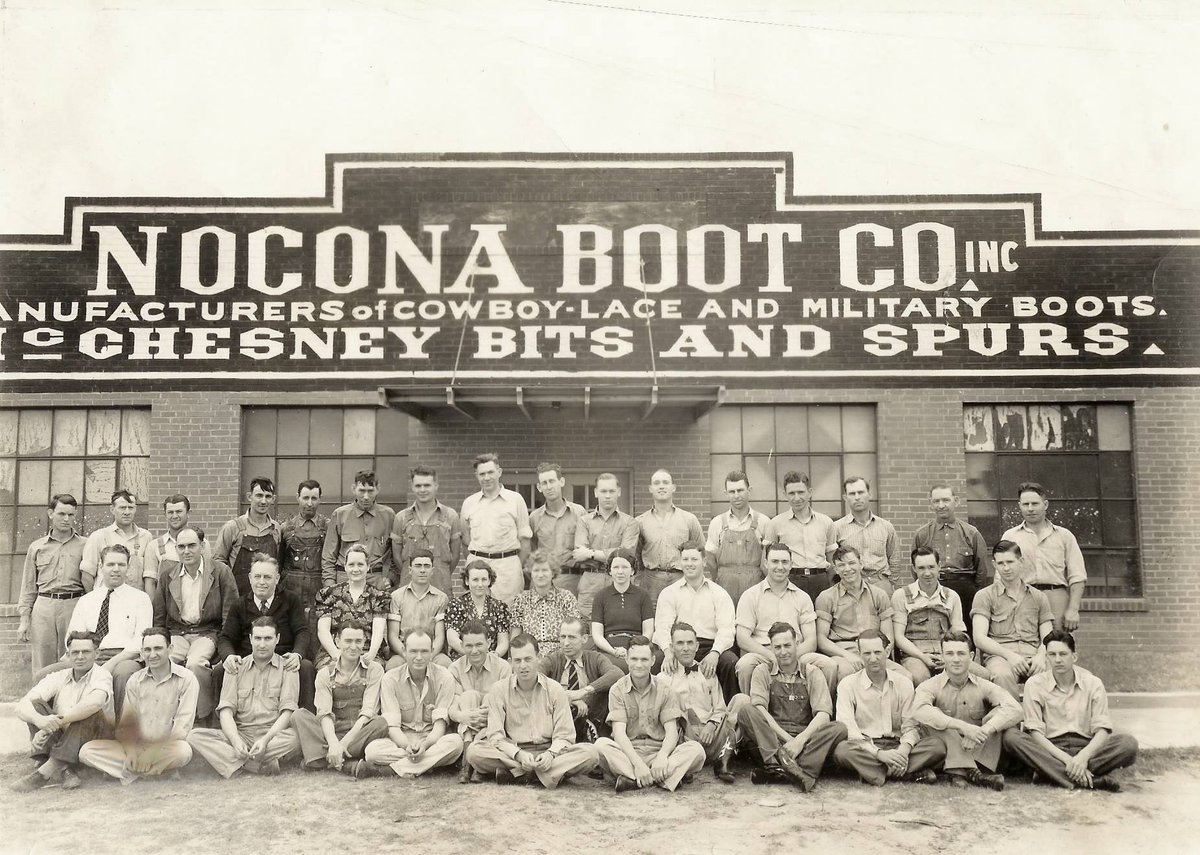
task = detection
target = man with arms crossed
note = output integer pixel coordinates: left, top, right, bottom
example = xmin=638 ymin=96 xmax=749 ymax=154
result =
xmin=12 ymin=630 xmax=113 ymax=792
xmin=736 ymin=622 xmax=846 ymax=791
xmin=460 ymin=453 xmax=531 ymax=603
xmin=594 ymin=635 xmax=705 ymax=792
xmin=188 ymin=616 xmax=301 ymax=777
xmin=78 ymin=626 xmax=198 ymax=785
xmin=910 ymin=630 xmax=1022 ymax=790
xmin=971 ymin=540 xmax=1054 ymax=699
xmin=289 ymin=621 xmax=390 ymax=777
xmin=1003 ymin=629 xmax=1138 ymax=791
xmin=465 ymin=634 xmax=599 ymax=788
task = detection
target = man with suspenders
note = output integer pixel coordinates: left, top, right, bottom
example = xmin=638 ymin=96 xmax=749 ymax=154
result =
xmin=705 ymin=470 xmax=769 ymax=606
xmin=213 ymin=477 xmax=282 ymax=598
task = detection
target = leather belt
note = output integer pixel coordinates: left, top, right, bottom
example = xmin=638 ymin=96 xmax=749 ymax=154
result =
xmin=38 ymin=591 xmax=84 ymax=601
xmin=1031 ymin=583 xmax=1068 ymax=591
xmin=469 ymin=548 xmax=520 ymax=560
xmin=791 ymin=568 xmax=828 ymax=577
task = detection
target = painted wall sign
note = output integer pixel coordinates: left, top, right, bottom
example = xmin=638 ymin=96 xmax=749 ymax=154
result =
xmin=1 ymin=154 xmax=1197 ymax=383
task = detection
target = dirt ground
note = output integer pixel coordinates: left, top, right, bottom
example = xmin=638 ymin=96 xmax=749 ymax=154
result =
xmin=1 ymin=749 xmax=1197 ymax=855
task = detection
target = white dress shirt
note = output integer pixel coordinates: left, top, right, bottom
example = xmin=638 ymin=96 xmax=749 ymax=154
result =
xmin=652 ymin=577 xmax=736 ymax=652
xmin=67 ymin=583 xmax=153 ymax=655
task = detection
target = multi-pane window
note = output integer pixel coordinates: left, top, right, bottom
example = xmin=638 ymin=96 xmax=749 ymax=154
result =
xmin=709 ymin=405 xmax=878 ymax=521
xmin=964 ymin=403 xmax=1138 ymax=598
xmin=0 ymin=409 xmax=151 ymax=603
xmin=241 ymin=407 xmax=411 ymax=520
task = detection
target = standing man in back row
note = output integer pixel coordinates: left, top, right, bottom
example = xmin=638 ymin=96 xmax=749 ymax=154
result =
xmin=18 ymin=494 xmax=87 ymax=674
xmin=280 ymin=479 xmax=329 ymax=614
xmin=322 ymin=470 xmax=396 ymax=591
xmin=83 ymin=490 xmax=152 ymax=591
xmin=830 ymin=477 xmax=898 ymax=595
xmin=461 ymin=454 xmax=531 ymax=604
xmin=911 ymin=483 xmax=992 ymax=619
xmin=636 ymin=469 xmax=704 ymax=603
xmin=530 ymin=463 xmax=587 ymax=596
xmin=1002 ymin=482 xmax=1087 ymax=632
xmin=392 ymin=465 xmax=463 ymax=598
xmin=705 ymin=470 xmax=769 ymax=606
xmin=213 ymin=477 xmax=282 ymax=598
xmin=762 ymin=472 xmax=836 ymax=604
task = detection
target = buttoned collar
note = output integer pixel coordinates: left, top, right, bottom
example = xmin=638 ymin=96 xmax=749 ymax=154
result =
xmin=767 ymin=660 xmax=806 ymax=680
xmin=510 ymin=672 xmax=550 ymax=692
xmin=855 ymin=667 xmax=902 ymax=693
xmin=847 ymin=513 xmax=877 ymax=527
xmin=398 ymin=583 xmax=436 ymax=601
xmin=760 ymin=578 xmax=801 ymax=596
xmin=905 ymin=580 xmax=950 ymax=605
xmin=589 ymin=506 xmax=622 ymax=520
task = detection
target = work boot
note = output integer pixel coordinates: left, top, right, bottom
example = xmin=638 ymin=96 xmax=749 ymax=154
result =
xmin=966 ymin=769 xmax=1004 ymax=791
xmin=614 ymin=775 xmax=639 ymax=793
xmin=1091 ymin=776 xmax=1122 ymax=793
xmin=750 ymin=766 xmax=788 ymax=785
xmin=714 ymin=752 xmax=735 ymax=784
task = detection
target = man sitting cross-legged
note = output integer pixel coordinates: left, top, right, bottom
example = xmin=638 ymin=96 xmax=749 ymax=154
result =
xmin=832 ymin=630 xmax=944 ymax=786
xmin=448 ymin=620 xmax=513 ymax=783
xmin=289 ymin=621 xmax=390 ymax=777
xmin=594 ymin=635 xmax=706 ymax=793
xmin=909 ymin=630 xmax=1023 ymax=790
xmin=13 ymin=631 xmax=114 ymax=792
xmin=735 ymin=622 xmax=847 ymax=791
xmin=187 ymin=616 xmax=301 ymax=777
xmin=1003 ymin=629 xmax=1138 ymax=792
xmin=363 ymin=627 xmax=463 ymax=778
xmin=464 ymin=634 xmax=599 ymax=788
xmin=78 ymin=626 xmax=198 ymax=785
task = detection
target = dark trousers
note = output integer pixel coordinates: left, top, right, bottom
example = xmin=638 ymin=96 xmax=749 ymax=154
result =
xmin=27 ymin=700 xmax=110 ymax=766
xmin=737 ymin=703 xmax=847 ymax=791
xmin=789 ymin=570 xmax=831 ymax=604
xmin=695 ymin=638 xmax=741 ymax=702
xmin=833 ymin=735 xmax=946 ymax=786
xmin=941 ymin=572 xmax=981 ymax=617
xmin=1003 ymin=729 xmax=1139 ymax=788
xmin=291 ymin=710 xmax=390 ymax=767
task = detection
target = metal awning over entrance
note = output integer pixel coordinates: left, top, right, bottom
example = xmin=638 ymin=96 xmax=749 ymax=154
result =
xmin=381 ymin=384 xmax=726 ymax=422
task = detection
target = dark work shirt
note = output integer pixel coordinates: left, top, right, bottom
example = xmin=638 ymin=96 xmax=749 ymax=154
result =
xmin=591 ymin=583 xmax=654 ymax=635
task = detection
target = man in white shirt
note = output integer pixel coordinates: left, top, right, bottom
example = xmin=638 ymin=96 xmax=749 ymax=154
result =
xmin=54 ymin=544 xmax=151 ymax=716
xmin=653 ymin=542 xmax=738 ymax=700
xmin=734 ymin=543 xmax=818 ymax=693
xmin=81 ymin=490 xmax=152 ymax=591
xmin=460 ymin=453 xmax=532 ymax=603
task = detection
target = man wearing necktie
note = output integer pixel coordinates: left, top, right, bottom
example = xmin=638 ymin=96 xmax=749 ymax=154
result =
xmin=537 ymin=617 xmax=622 ymax=743
xmin=49 ymin=544 xmax=152 ymax=718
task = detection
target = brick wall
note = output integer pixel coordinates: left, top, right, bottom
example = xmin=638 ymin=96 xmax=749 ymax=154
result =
xmin=1 ymin=384 xmax=1196 ymax=696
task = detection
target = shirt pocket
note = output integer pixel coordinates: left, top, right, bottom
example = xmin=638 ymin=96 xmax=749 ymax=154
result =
xmin=989 ymin=603 xmax=1017 ymax=636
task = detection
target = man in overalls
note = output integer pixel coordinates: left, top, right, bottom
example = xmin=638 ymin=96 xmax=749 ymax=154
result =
xmin=213 ymin=477 xmax=282 ymax=598
xmin=735 ymin=621 xmax=847 ymax=790
xmin=392 ymin=465 xmax=463 ymax=597
xmin=705 ymin=470 xmax=769 ymax=606
xmin=289 ymin=621 xmax=391 ymax=778
xmin=891 ymin=546 xmax=972 ymax=685
xmin=280 ymin=479 xmax=328 ymax=614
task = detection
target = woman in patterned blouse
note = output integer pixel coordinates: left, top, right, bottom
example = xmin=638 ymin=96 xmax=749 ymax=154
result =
xmin=445 ymin=559 xmax=511 ymax=661
xmin=509 ymin=549 xmax=580 ymax=657
xmin=313 ymin=544 xmax=390 ymax=668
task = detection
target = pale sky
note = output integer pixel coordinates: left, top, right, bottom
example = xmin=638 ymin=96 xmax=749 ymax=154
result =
xmin=2 ymin=0 xmax=1198 ymax=235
